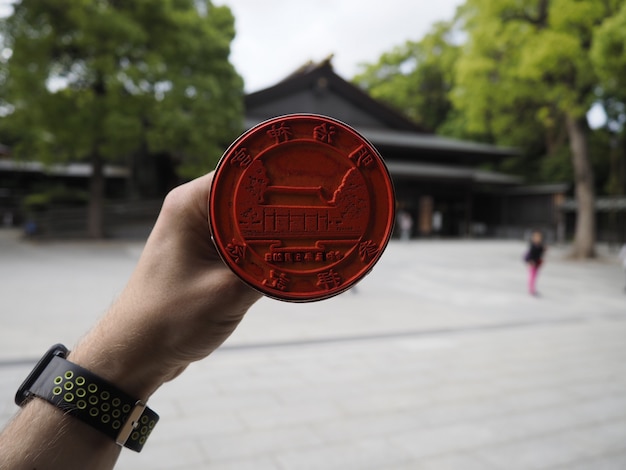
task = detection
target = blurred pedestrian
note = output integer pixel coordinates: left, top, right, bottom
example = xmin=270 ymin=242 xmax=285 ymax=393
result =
xmin=619 ymin=243 xmax=626 ymax=292
xmin=397 ymin=210 xmax=413 ymax=241
xmin=524 ymin=230 xmax=546 ymax=296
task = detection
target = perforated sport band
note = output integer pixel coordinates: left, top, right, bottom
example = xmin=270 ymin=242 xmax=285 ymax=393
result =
xmin=17 ymin=349 xmax=158 ymax=452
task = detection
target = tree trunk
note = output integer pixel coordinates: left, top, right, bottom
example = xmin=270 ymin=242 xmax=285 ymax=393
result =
xmin=87 ymin=151 xmax=105 ymax=239
xmin=565 ymin=114 xmax=595 ymax=258
xmin=617 ymin=131 xmax=626 ymax=194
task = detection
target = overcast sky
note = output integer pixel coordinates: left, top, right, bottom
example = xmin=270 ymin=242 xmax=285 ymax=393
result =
xmin=218 ymin=0 xmax=464 ymax=92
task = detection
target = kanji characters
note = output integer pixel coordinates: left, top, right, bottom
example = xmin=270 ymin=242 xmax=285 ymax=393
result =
xmin=263 ymin=270 xmax=290 ymax=291
xmin=359 ymin=240 xmax=379 ymax=261
xmin=317 ymin=269 xmax=342 ymax=290
xmin=230 ymin=147 xmax=252 ymax=168
xmin=226 ymin=240 xmax=246 ymax=264
xmin=266 ymin=123 xmax=293 ymax=143
xmin=313 ymin=123 xmax=336 ymax=144
xmin=349 ymin=144 xmax=375 ymax=168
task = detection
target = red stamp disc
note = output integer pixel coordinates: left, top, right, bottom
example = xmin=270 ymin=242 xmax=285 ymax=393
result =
xmin=209 ymin=114 xmax=395 ymax=302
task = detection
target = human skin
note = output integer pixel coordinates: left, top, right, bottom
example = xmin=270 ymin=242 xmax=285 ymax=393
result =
xmin=0 ymin=171 xmax=261 ymax=470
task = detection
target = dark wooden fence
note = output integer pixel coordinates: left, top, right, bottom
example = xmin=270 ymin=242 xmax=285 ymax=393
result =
xmin=25 ymin=200 xmax=163 ymax=239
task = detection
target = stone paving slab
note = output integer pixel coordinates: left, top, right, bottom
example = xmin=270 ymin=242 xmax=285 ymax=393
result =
xmin=1 ymin=229 xmax=625 ymax=469
xmin=110 ymin=318 xmax=626 ymax=470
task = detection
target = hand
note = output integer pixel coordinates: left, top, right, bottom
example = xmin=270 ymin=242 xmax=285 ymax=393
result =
xmin=69 ymin=171 xmax=262 ymax=399
xmin=1 ymin=171 xmax=261 ymax=469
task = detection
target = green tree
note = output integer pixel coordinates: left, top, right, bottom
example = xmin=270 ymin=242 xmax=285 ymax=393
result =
xmin=0 ymin=0 xmax=243 ymax=238
xmin=353 ymin=18 xmax=549 ymax=183
xmin=353 ymin=21 xmax=460 ymax=134
xmin=453 ymin=0 xmax=625 ymax=258
xmin=591 ymin=1 xmax=626 ymax=196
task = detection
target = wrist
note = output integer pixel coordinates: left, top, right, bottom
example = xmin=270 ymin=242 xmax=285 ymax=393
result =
xmin=68 ymin=339 xmax=177 ymax=402
xmin=16 ymin=344 xmax=160 ymax=453
xmin=68 ymin=313 xmax=181 ymax=401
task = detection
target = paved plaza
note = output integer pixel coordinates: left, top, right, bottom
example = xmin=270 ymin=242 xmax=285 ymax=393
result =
xmin=0 ymin=229 xmax=625 ymax=469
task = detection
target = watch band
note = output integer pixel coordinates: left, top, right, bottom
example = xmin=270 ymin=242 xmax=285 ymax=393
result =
xmin=16 ymin=344 xmax=159 ymax=452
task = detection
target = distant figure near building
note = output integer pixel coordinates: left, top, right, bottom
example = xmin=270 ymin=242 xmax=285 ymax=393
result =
xmin=619 ymin=244 xmax=626 ymax=292
xmin=397 ymin=210 xmax=413 ymax=241
xmin=432 ymin=211 xmax=442 ymax=235
xmin=524 ymin=230 xmax=546 ymax=296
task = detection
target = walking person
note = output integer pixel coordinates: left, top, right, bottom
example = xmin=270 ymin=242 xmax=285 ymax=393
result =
xmin=525 ymin=230 xmax=546 ymax=296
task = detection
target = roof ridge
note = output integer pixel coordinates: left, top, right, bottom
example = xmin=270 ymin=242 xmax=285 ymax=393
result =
xmin=280 ymin=55 xmax=335 ymax=82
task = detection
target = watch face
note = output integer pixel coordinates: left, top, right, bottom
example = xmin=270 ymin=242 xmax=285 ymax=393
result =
xmin=209 ymin=114 xmax=395 ymax=302
xmin=15 ymin=344 xmax=68 ymax=406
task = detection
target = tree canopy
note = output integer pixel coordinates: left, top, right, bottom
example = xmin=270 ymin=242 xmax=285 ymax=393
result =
xmin=0 ymin=0 xmax=243 ymax=237
xmin=355 ymin=0 xmax=626 ymax=258
xmin=354 ymin=21 xmax=460 ymax=135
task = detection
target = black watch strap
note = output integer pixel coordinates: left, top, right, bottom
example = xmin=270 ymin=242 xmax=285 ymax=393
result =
xmin=16 ymin=345 xmax=159 ymax=452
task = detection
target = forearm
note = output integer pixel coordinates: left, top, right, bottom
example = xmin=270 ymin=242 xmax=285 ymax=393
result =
xmin=0 ymin=399 xmax=121 ymax=470
xmin=0 ymin=316 xmax=159 ymax=470
xmin=0 ymin=290 xmax=246 ymax=470
xmin=0 ymin=172 xmax=261 ymax=468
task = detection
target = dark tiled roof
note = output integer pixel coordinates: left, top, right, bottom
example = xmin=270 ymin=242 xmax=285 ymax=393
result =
xmin=245 ymin=58 xmax=424 ymax=132
xmin=244 ymin=59 xmax=519 ymax=166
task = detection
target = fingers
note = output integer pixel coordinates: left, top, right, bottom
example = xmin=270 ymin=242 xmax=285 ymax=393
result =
xmin=156 ymin=171 xmax=215 ymax=233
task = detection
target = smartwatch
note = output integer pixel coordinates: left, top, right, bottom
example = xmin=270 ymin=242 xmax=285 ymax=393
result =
xmin=16 ymin=344 xmax=159 ymax=452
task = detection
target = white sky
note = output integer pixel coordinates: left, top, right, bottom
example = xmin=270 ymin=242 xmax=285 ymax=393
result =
xmin=218 ymin=0 xmax=464 ymax=92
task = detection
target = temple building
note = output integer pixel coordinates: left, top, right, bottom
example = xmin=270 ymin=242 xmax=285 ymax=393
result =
xmin=0 ymin=58 xmax=571 ymax=239
xmin=244 ymin=58 xmax=566 ymax=239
